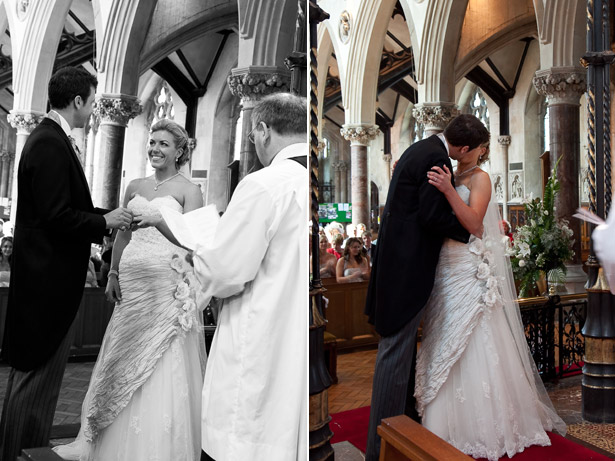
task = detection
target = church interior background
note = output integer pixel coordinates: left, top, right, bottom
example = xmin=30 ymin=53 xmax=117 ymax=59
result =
xmin=309 ymin=1 xmax=615 ymax=459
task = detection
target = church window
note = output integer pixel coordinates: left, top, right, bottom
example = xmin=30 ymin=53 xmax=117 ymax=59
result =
xmin=470 ymin=88 xmax=490 ymax=130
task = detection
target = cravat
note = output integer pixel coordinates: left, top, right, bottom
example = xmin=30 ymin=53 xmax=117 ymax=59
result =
xmin=67 ymin=135 xmax=81 ymax=157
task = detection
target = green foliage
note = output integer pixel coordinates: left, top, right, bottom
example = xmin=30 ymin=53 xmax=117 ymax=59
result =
xmin=508 ymin=157 xmax=575 ymax=297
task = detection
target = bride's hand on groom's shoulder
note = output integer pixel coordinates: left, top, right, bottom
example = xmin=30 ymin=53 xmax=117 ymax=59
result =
xmin=427 ymin=165 xmax=453 ymax=194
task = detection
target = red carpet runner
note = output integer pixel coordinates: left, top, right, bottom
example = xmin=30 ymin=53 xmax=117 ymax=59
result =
xmin=330 ymin=406 xmax=612 ymax=460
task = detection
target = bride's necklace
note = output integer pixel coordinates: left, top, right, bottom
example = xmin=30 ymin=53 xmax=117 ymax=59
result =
xmin=455 ymin=164 xmax=478 ymax=178
xmin=153 ymin=172 xmax=180 ymax=191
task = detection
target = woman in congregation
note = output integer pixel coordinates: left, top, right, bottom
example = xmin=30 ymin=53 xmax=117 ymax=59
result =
xmin=415 ymin=141 xmax=565 ymax=460
xmin=316 ymin=234 xmax=337 ymax=278
xmin=328 ymin=233 xmax=344 ymax=259
xmin=336 ymin=236 xmax=370 ymax=283
xmin=0 ymin=236 xmax=12 ymax=287
xmin=54 ymin=119 xmax=207 ymax=460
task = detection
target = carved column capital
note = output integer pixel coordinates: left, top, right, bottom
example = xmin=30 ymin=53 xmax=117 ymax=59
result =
xmin=498 ymin=135 xmax=511 ymax=146
xmin=340 ymin=124 xmax=380 ymax=146
xmin=7 ymin=111 xmax=45 ymax=134
xmin=317 ymin=141 xmax=326 ymax=154
xmin=533 ymin=67 xmax=587 ymax=105
xmin=227 ymin=66 xmax=291 ymax=103
xmin=93 ymin=94 xmax=143 ymax=126
xmin=412 ymin=103 xmax=459 ymax=133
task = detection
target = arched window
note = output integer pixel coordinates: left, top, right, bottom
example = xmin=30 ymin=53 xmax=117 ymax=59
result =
xmin=469 ymin=88 xmax=490 ymax=130
xmin=153 ymin=81 xmax=175 ymax=123
xmin=540 ymin=98 xmax=549 ymax=153
xmin=411 ymin=117 xmax=424 ymax=144
xmin=233 ymin=110 xmax=243 ymax=162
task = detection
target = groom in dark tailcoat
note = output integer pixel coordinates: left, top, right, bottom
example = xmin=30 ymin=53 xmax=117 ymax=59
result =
xmin=364 ymin=114 xmax=490 ymax=461
xmin=0 ymin=66 xmax=133 ymax=460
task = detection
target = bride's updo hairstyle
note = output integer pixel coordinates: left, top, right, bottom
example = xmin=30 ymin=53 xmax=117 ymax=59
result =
xmin=150 ymin=119 xmax=192 ymax=168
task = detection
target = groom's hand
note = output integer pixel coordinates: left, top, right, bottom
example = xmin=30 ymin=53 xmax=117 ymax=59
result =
xmin=104 ymin=207 xmax=133 ymax=231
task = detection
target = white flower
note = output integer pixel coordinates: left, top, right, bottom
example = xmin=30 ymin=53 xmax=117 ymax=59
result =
xmin=170 ymin=255 xmax=186 ymax=274
xmin=178 ymin=312 xmax=194 ymax=331
xmin=175 ymin=281 xmax=191 ymax=301
xmin=517 ymin=242 xmax=531 ymax=257
xmin=519 ymin=259 xmax=526 ymax=267
xmin=531 ymin=219 xmax=537 ymax=227
xmin=483 ymin=250 xmax=495 ymax=265
xmin=477 ymin=262 xmax=490 ymax=279
xmin=544 ymin=210 xmax=549 ymax=216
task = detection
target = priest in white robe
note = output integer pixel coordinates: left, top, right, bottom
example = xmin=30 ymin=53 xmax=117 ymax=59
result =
xmin=193 ymin=93 xmax=308 ymax=461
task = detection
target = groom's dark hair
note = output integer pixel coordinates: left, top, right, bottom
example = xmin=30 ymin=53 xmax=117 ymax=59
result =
xmin=443 ymin=114 xmax=490 ymax=150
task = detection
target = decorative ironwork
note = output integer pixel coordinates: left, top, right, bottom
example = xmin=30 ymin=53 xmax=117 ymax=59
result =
xmin=604 ymin=80 xmax=612 ymax=215
xmin=587 ymin=83 xmax=597 ymax=213
xmin=519 ymin=295 xmax=587 ymax=381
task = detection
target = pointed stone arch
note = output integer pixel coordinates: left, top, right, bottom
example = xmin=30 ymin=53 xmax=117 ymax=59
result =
xmin=93 ymin=0 xmax=158 ymax=95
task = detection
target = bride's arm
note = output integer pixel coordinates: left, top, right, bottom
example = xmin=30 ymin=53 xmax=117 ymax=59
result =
xmin=427 ymin=166 xmax=491 ymax=237
xmin=105 ymin=181 xmax=137 ymax=302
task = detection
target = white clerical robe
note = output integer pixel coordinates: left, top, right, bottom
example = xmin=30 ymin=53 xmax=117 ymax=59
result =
xmin=193 ymin=143 xmax=308 ymax=461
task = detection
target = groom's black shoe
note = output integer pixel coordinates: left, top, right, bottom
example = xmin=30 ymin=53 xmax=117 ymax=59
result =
xmin=201 ymin=450 xmax=215 ymax=461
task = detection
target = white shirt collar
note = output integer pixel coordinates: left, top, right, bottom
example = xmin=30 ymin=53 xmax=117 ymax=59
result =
xmin=436 ymin=132 xmax=449 ymax=155
xmin=48 ymin=110 xmax=72 ymax=137
xmin=270 ymin=143 xmax=307 ymax=165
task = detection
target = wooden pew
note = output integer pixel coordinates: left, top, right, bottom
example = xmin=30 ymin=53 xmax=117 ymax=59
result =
xmin=377 ymin=415 xmax=473 ymax=461
xmin=321 ymin=278 xmax=378 ymax=350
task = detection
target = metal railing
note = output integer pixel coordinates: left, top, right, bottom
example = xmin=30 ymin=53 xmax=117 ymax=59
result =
xmin=518 ymin=293 xmax=587 ymax=381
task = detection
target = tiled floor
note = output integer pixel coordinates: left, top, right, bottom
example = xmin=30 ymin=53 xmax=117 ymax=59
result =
xmin=0 ymin=360 xmax=94 ymax=428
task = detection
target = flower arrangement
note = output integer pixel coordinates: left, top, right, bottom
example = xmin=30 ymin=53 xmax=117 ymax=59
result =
xmin=508 ymin=158 xmax=575 ymax=297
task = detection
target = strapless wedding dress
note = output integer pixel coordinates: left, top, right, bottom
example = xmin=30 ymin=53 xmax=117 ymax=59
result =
xmin=54 ymin=195 xmax=205 ymax=461
xmin=415 ymin=186 xmax=552 ymax=461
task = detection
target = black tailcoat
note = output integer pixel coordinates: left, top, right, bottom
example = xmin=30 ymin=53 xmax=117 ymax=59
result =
xmin=365 ymin=135 xmax=470 ymax=337
xmin=2 ymin=118 xmax=108 ymax=371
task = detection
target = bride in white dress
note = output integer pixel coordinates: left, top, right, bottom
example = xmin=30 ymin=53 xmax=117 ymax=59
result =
xmin=54 ymin=120 xmax=207 ymax=461
xmin=416 ymin=143 xmax=566 ymax=460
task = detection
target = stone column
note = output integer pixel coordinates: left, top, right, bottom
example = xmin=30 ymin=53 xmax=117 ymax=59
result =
xmin=498 ymin=135 xmax=511 ymax=220
xmin=227 ymin=66 xmax=290 ymax=180
xmin=533 ymin=68 xmax=586 ymax=265
xmin=7 ymin=111 xmax=45 ymax=220
xmin=332 ymin=161 xmax=345 ymax=203
xmin=383 ymin=153 xmax=392 ymax=183
xmin=412 ymin=103 xmax=459 ymax=137
xmin=340 ymin=124 xmax=379 ymax=226
xmin=0 ymin=151 xmax=12 ymax=199
xmin=92 ymin=94 xmax=142 ymax=209
xmin=84 ymin=117 xmax=99 ymax=189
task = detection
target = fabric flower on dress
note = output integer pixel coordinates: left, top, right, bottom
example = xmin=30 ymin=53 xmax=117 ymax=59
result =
xmin=483 ymin=289 xmax=499 ymax=308
xmin=476 ymin=262 xmax=490 ymax=280
xmin=170 ymin=254 xmax=187 ymax=274
xmin=178 ymin=312 xmax=194 ymax=331
xmin=469 ymin=238 xmax=484 ymax=256
xmin=175 ymin=281 xmax=191 ymax=301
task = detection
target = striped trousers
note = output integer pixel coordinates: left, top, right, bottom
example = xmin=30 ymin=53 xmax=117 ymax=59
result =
xmin=0 ymin=327 xmax=74 ymax=461
xmin=365 ymin=309 xmax=424 ymax=461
